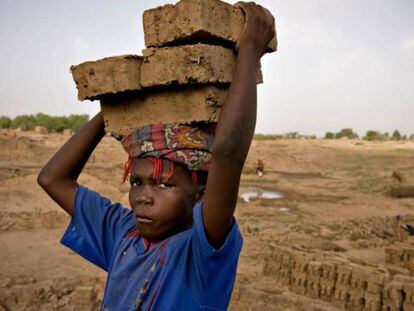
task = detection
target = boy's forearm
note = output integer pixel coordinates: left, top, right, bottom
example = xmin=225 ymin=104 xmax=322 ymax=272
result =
xmin=38 ymin=112 xmax=105 ymax=186
xmin=212 ymin=47 xmax=260 ymax=163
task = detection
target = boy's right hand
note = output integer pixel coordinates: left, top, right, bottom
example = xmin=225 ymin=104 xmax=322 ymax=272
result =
xmin=235 ymin=1 xmax=276 ymax=59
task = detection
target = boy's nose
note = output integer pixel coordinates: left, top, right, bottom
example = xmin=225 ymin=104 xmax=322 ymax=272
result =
xmin=136 ymin=185 xmax=154 ymax=206
xmin=137 ymin=195 xmax=153 ymax=206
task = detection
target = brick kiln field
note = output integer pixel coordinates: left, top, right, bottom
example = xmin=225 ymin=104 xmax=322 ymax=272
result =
xmin=0 ymin=130 xmax=413 ymax=310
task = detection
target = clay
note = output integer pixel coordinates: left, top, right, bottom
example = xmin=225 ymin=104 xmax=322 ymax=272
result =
xmin=101 ymin=86 xmax=227 ymax=137
xmin=70 ymin=55 xmax=143 ymax=101
xmin=140 ymin=43 xmax=263 ymax=88
xmin=143 ymin=0 xmax=277 ymax=52
xmin=72 ymin=45 xmax=262 ymax=102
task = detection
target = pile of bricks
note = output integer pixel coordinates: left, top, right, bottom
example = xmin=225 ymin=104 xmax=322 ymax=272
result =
xmin=385 ymin=238 xmax=414 ymax=276
xmin=70 ymin=0 xmax=277 ymax=138
xmin=263 ymin=245 xmax=414 ymax=310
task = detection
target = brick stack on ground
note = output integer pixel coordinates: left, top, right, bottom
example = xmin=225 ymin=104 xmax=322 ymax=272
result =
xmin=70 ymin=0 xmax=277 ymax=138
xmin=263 ymin=245 xmax=414 ymax=311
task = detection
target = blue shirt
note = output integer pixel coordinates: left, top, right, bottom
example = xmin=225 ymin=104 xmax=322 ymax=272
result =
xmin=61 ymin=186 xmax=243 ymax=310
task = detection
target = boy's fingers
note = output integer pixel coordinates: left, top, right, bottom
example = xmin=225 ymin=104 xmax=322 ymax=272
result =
xmin=235 ymin=2 xmax=255 ymax=24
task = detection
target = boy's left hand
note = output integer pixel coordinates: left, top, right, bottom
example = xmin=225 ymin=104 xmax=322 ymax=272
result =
xmin=235 ymin=1 xmax=276 ymax=59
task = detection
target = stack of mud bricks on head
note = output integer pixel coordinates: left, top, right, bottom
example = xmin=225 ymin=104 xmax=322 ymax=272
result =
xmin=70 ymin=0 xmax=277 ymax=139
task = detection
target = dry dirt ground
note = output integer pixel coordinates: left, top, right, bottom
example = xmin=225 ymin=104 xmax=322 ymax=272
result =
xmin=0 ymin=130 xmax=413 ymax=310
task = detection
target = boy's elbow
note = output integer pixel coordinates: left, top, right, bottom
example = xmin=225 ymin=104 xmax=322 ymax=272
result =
xmin=37 ymin=169 xmax=52 ymax=190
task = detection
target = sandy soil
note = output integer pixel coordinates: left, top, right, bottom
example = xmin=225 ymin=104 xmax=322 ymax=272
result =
xmin=0 ymin=130 xmax=413 ymax=310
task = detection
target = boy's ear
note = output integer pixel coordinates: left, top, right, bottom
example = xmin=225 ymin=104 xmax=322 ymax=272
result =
xmin=195 ymin=185 xmax=206 ymax=202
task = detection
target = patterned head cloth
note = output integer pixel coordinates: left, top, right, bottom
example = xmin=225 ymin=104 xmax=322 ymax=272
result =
xmin=121 ymin=123 xmax=215 ymax=179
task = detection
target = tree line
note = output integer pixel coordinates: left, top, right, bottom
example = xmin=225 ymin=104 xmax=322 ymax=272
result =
xmin=324 ymin=128 xmax=414 ymax=141
xmin=254 ymin=128 xmax=414 ymax=141
xmin=0 ymin=113 xmax=89 ymax=133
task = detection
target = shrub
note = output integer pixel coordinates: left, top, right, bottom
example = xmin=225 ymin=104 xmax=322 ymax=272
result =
xmin=0 ymin=116 xmax=12 ymax=129
xmin=335 ymin=128 xmax=358 ymax=139
xmin=0 ymin=114 xmax=89 ymax=133
xmin=363 ymin=130 xmax=384 ymax=141
xmin=254 ymin=134 xmax=283 ymax=140
xmin=392 ymin=130 xmax=402 ymax=141
xmin=324 ymin=132 xmax=335 ymax=139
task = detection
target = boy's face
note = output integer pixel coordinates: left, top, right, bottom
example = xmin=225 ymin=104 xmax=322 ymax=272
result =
xmin=129 ymin=158 xmax=199 ymax=242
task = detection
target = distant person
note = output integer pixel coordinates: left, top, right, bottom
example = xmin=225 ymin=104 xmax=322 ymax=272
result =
xmin=37 ymin=4 xmax=275 ymax=311
xmin=256 ymin=159 xmax=265 ymax=176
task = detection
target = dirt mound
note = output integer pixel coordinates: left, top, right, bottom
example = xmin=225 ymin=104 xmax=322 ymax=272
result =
xmin=389 ymin=185 xmax=414 ymax=198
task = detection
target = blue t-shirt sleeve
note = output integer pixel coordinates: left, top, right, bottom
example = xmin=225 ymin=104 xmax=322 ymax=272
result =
xmin=192 ymin=202 xmax=243 ymax=258
xmin=186 ymin=202 xmax=243 ymax=308
xmin=60 ymin=185 xmax=135 ymax=271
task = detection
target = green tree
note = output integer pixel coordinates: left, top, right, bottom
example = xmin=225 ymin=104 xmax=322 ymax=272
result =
xmin=67 ymin=114 xmax=89 ymax=132
xmin=11 ymin=115 xmax=37 ymax=130
xmin=335 ymin=128 xmax=358 ymax=139
xmin=0 ymin=116 xmax=12 ymax=129
xmin=325 ymin=132 xmax=334 ymax=139
xmin=364 ymin=130 xmax=384 ymax=141
xmin=392 ymin=130 xmax=401 ymax=141
xmin=285 ymin=132 xmax=298 ymax=139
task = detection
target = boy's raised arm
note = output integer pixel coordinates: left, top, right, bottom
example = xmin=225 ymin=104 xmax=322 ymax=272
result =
xmin=37 ymin=112 xmax=106 ymax=216
xmin=202 ymin=2 xmax=276 ymax=248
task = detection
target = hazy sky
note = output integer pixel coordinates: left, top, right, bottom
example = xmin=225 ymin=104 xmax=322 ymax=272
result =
xmin=1 ymin=0 xmax=413 ymax=136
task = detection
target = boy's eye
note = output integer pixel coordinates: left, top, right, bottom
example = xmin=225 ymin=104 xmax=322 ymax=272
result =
xmin=130 ymin=179 xmax=142 ymax=187
xmin=158 ymin=183 xmax=174 ymax=189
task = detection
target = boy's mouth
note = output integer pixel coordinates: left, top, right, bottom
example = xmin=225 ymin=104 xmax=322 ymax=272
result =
xmin=135 ymin=214 xmax=154 ymax=224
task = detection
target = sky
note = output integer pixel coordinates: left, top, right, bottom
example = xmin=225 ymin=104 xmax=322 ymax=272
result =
xmin=0 ymin=0 xmax=413 ymax=136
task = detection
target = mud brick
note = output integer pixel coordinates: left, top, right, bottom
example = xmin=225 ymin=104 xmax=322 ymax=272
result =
xmin=305 ymin=261 xmax=321 ymax=299
xmin=392 ymin=274 xmax=414 ymax=285
xmin=140 ymin=44 xmax=262 ymax=88
xmin=332 ymin=282 xmax=350 ymax=309
xmin=364 ymin=291 xmax=381 ymax=311
xmin=306 ymin=281 xmax=320 ymax=299
xmin=403 ymin=302 xmax=414 ymax=311
xmin=347 ymin=287 xmax=365 ymax=311
xmin=321 ymin=261 xmax=337 ymax=281
xmin=402 ymin=246 xmax=414 ymax=265
xmin=143 ymin=0 xmax=277 ymax=52
xmin=337 ymin=264 xmax=353 ymax=285
xmin=386 ymin=264 xmax=411 ymax=276
xmin=383 ymin=281 xmax=404 ymax=308
xmin=277 ymin=269 xmax=291 ymax=286
xmin=290 ymin=271 xmax=307 ymax=296
xmin=404 ymin=282 xmax=414 ymax=304
xmin=263 ymin=249 xmax=286 ymax=276
xmin=366 ymin=271 xmax=385 ymax=294
xmin=281 ymin=252 xmax=293 ymax=269
xmin=320 ymin=279 xmax=335 ymax=301
xmin=350 ymin=267 xmax=370 ymax=290
xmin=307 ymin=262 xmax=322 ymax=282
xmin=292 ymin=255 xmax=311 ymax=273
xmin=382 ymin=299 xmax=402 ymax=311
xmin=101 ymin=86 xmax=226 ymax=137
xmin=71 ymin=55 xmax=143 ymax=101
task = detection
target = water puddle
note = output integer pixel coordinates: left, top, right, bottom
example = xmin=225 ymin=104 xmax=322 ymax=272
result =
xmin=240 ymin=187 xmax=284 ymax=202
xmin=279 ymin=207 xmax=291 ymax=212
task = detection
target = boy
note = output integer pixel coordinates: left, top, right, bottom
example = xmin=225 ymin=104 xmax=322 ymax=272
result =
xmin=38 ymin=2 xmax=275 ymax=310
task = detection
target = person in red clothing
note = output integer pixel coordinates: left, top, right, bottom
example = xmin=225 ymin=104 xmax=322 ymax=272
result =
xmin=256 ymin=158 xmax=265 ymax=176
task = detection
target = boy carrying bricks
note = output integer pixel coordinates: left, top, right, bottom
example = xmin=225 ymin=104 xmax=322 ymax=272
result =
xmin=38 ymin=2 xmax=275 ymax=310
